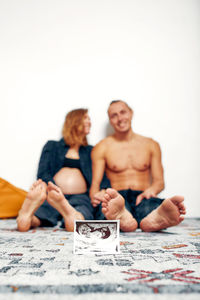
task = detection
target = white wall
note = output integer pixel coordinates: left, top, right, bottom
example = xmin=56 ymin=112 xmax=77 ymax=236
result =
xmin=0 ymin=0 xmax=199 ymax=216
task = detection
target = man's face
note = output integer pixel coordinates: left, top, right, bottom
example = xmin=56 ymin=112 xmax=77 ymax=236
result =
xmin=108 ymin=102 xmax=133 ymax=133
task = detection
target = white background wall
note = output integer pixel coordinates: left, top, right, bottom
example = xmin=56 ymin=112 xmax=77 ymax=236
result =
xmin=0 ymin=0 xmax=199 ymax=217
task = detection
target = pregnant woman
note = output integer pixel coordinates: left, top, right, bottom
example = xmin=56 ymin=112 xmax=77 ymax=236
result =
xmin=17 ymin=108 xmax=109 ymax=232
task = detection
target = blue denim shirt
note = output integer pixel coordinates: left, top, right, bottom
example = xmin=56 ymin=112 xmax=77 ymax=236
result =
xmin=37 ymin=138 xmax=110 ymax=191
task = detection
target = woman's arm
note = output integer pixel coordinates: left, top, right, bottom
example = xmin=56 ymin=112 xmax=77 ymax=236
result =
xmin=37 ymin=141 xmax=56 ymax=184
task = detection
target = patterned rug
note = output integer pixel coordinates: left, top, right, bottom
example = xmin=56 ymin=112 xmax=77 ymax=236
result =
xmin=0 ymin=218 xmax=200 ymax=300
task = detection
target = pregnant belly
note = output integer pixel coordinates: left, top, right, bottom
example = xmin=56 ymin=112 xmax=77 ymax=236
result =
xmin=53 ymin=168 xmax=87 ymax=194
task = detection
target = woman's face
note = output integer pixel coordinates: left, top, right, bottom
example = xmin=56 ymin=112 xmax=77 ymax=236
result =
xmin=83 ymin=113 xmax=91 ymax=135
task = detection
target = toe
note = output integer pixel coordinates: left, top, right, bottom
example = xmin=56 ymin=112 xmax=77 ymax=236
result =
xmin=104 ymin=193 xmax=111 ymax=201
xmin=102 ymin=207 xmax=108 ymax=214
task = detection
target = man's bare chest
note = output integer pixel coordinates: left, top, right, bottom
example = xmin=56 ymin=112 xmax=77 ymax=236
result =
xmin=105 ymin=144 xmax=151 ymax=172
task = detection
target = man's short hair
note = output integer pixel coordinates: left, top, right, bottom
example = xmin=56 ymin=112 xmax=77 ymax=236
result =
xmin=108 ymin=100 xmax=132 ymax=112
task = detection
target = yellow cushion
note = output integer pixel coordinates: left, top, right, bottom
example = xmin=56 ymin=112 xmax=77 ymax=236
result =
xmin=0 ymin=177 xmax=27 ymax=218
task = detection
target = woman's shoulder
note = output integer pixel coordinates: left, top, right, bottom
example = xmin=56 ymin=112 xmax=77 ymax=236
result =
xmin=78 ymin=144 xmax=92 ymax=157
xmin=86 ymin=144 xmax=93 ymax=150
xmin=43 ymin=138 xmax=66 ymax=149
xmin=80 ymin=144 xmax=93 ymax=152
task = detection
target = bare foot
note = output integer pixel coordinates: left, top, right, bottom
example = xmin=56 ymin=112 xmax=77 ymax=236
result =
xmin=140 ymin=196 xmax=186 ymax=232
xmin=17 ymin=179 xmax=47 ymax=232
xmin=102 ymin=188 xmax=138 ymax=232
xmin=47 ymin=182 xmax=84 ymax=231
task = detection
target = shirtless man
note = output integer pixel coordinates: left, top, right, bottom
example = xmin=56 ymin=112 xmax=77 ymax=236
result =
xmin=89 ymin=100 xmax=186 ymax=232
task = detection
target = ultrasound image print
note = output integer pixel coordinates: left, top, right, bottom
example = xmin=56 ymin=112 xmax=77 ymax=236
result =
xmin=74 ymin=220 xmax=120 ymax=254
xmin=76 ymin=223 xmax=111 ymax=239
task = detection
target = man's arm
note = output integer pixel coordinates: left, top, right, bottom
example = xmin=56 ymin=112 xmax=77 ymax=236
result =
xmin=136 ymin=140 xmax=164 ymax=205
xmin=89 ymin=141 xmax=107 ymax=207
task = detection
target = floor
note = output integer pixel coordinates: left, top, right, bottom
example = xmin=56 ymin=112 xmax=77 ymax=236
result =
xmin=0 ymin=218 xmax=200 ymax=299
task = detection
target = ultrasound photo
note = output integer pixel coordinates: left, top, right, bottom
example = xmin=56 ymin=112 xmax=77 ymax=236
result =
xmin=73 ymin=220 xmax=120 ymax=254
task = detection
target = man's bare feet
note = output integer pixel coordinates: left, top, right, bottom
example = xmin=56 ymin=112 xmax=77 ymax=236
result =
xmin=17 ymin=179 xmax=47 ymax=232
xmin=102 ymin=188 xmax=138 ymax=232
xmin=140 ymin=196 xmax=186 ymax=232
xmin=47 ymin=182 xmax=84 ymax=231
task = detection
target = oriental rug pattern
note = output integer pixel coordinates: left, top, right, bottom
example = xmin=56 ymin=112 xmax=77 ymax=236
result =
xmin=0 ymin=218 xmax=200 ymax=299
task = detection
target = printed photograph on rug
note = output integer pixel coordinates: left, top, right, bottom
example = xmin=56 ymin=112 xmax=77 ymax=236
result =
xmin=74 ymin=220 xmax=120 ymax=254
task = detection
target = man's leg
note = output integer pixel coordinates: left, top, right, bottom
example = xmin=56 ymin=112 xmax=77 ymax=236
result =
xmin=101 ymin=188 xmax=138 ymax=232
xmin=140 ymin=196 xmax=186 ymax=232
xmin=46 ymin=182 xmax=84 ymax=232
xmin=17 ymin=179 xmax=47 ymax=232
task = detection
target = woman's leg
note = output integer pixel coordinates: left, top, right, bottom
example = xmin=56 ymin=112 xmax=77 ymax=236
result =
xmin=46 ymin=182 xmax=84 ymax=232
xmin=17 ymin=179 xmax=46 ymax=232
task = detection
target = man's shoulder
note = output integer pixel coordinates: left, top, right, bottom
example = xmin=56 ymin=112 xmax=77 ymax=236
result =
xmin=92 ymin=136 xmax=113 ymax=155
xmin=95 ymin=136 xmax=113 ymax=147
xmin=136 ymin=133 xmax=158 ymax=144
xmin=136 ymin=134 xmax=160 ymax=150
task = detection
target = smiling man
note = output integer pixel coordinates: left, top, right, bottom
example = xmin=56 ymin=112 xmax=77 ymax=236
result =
xmin=90 ymin=100 xmax=186 ymax=232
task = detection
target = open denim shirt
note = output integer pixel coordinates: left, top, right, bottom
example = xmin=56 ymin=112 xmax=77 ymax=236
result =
xmin=37 ymin=138 xmax=110 ymax=192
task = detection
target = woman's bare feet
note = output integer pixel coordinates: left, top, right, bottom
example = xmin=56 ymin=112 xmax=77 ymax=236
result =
xmin=17 ymin=179 xmax=47 ymax=232
xmin=47 ymin=182 xmax=84 ymax=231
xmin=140 ymin=196 xmax=186 ymax=232
xmin=102 ymin=188 xmax=138 ymax=232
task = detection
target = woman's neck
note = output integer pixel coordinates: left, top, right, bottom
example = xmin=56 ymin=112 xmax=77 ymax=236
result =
xmin=66 ymin=145 xmax=80 ymax=159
